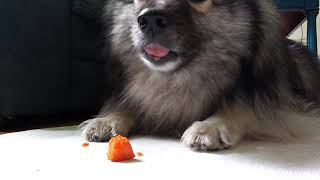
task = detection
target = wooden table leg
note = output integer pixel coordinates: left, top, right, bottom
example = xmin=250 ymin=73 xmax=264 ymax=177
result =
xmin=306 ymin=10 xmax=318 ymax=54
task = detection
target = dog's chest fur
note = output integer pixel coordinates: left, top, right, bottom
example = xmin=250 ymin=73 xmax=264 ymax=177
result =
xmin=122 ymin=68 xmax=219 ymax=132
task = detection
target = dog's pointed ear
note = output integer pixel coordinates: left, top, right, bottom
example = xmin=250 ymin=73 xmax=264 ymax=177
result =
xmin=188 ymin=0 xmax=213 ymax=13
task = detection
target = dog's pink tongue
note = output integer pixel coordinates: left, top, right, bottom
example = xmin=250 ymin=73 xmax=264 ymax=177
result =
xmin=144 ymin=44 xmax=169 ymax=58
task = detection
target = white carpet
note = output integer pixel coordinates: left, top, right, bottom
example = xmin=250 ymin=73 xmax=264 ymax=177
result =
xmin=1 ymin=122 xmax=320 ymax=180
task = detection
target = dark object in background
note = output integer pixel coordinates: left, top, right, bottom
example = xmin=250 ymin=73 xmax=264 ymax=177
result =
xmin=276 ymin=0 xmax=319 ymax=54
xmin=0 ymin=0 xmax=110 ymax=129
xmin=280 ymin=12 xmax=306 ymax=36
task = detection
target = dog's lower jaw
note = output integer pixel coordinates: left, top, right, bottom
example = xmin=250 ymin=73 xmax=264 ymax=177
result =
xmin=140 ymin=55 xmax=181 ymax=72
xmin=181 ymin=102 xmax=255 ymax=151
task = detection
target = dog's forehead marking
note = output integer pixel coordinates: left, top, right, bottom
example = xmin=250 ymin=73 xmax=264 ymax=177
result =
xmin=188 ymin=0 xmax=212 ymax=13
xmin=134 ymin=0 xmax=170 ymax=8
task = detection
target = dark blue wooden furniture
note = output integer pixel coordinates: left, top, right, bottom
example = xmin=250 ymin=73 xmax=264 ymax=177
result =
xmin=275 ymin=0 xmax=319 ymax=54
xmin=0 ymin=0 xmax=108 ymax=126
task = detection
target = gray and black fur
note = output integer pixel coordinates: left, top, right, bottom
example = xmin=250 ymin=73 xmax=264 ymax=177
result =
xmin=81 ymin=0 xmax=320 ymax=151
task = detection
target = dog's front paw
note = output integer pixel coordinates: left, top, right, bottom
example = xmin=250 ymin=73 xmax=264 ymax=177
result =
xmin=181 ymin=120 xmax=240 ymax=151
xmin=80 ymin=113 xmax=133 ymax=142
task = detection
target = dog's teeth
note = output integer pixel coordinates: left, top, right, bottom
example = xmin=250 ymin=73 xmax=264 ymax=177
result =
xmin=154 ymin=57 xmax=161 ymax=61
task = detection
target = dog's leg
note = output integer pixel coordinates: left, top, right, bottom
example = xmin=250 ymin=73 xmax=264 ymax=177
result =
xmin=80 ymin=112 xmax=135 ymax=142
xmin=182 ymin=102 xmax=256 ymax=151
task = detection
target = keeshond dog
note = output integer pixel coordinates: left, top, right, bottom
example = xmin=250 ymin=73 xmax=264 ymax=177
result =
xmin=81 ymin=0 xmax=320 ymax=151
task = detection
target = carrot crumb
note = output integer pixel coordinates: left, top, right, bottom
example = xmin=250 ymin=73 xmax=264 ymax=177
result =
xmin=136 ymin=152 xmax=144 ymax=157
xmin=82 ymin=143 xmax=90 ymax=147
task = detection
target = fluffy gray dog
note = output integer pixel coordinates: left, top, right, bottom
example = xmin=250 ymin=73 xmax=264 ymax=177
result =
xmin=81 ymin=0 xmax=320 ymax=151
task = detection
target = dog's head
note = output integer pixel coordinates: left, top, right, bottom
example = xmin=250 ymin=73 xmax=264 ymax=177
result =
xmin=107 ymin=0 xmax=277 ymax=72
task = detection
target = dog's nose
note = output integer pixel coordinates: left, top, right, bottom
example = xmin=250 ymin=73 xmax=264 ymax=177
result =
xmin=137 ymin=9 xmax=168 ymax=33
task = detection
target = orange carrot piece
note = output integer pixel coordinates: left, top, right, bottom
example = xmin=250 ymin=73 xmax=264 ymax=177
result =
xmin=82 ymin=143 xmax=90 ymax=148
xmin=107 ymin=135 xmax=135 ymax=162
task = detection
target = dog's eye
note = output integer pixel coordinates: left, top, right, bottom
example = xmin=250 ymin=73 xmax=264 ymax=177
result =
xmin=121 ymin=0 xmax=133 ymax=3
xmin=189 ymin=0 xmax=209 ymax=2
